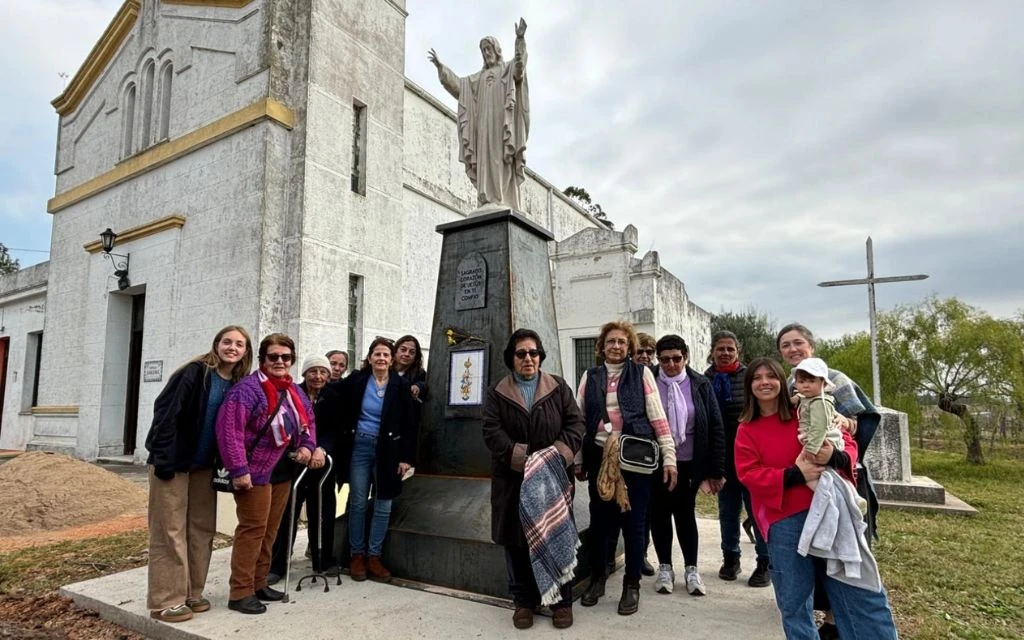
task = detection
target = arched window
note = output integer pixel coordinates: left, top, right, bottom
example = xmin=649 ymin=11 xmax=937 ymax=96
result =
xmin=122 ymin=83 xmax=136 ymax=157
xmin=140 ymin=61 xmax=155 ymax=147
xmin=158 ymin=63 xmax=172 ymax=140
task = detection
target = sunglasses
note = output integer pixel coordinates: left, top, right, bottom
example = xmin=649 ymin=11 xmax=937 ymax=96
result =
xmin=659 ymin=355 xmax=684 ymax=364
xmin=514 ymin=349 xmax=541 ymax=359
xmin=265 ymin=353 xmax=294 ymax=363
xmin=638 ymin=348 xmax=655 ymax=355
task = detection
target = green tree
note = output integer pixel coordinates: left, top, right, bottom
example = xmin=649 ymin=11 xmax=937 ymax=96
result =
xmin=0 ymin=243 xmax=19 ymax=275
xmin=816 ymin=328 xmax=921 ymax=425
xmin=887 ymin=296 xmax=1024 ymax=464
xmin=711 ymin=306 xmax=779 ymax=363
xmin=563 ymin=185 xmax=613 ymax=229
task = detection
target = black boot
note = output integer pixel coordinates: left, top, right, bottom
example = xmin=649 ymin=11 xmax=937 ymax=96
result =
xmin=581 ymin=575 xmax=606 ymax=607
xmin=747 ymin=558 xmax=772 ymax=588
xmin=617 ymin=578 xmax=640 ymax=615
xmin=641 ymin=557 xmax=656 ymax=576
xmin=718 ymin=552 xmax=741 ymax=581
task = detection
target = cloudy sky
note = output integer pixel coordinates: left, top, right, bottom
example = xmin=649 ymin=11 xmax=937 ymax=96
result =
xmin=2 ymin=0 xmax=1022 ymax=339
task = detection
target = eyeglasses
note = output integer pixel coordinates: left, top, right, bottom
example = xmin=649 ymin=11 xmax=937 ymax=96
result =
xmin=659 ymin=355 xmax=684 ymax=364
xmin=514 ymin=349 xmax=541 ymax=359
xmin=638 ymin=348 xmax=655 ymax=355
xmin=265 ymin=353 xmax=294 ymax=363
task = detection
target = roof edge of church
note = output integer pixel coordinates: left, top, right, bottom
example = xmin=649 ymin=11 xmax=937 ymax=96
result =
xmin=52 ymin=0 xmax=141 ymax=117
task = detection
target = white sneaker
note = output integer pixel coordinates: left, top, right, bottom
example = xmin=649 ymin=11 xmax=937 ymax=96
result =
xmin=654 ymin=564 xmax=674 ymax=594
xmin=685 ymin=565 xmax=706 ymax=596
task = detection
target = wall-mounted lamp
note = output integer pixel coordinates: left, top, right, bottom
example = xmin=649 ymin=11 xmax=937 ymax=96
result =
xmin=99 ymin=228 xmax=131 ymax=290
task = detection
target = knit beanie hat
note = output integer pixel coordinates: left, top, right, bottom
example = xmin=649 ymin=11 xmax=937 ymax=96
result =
xmin=301 ymin=355 xmax=331 ymax=376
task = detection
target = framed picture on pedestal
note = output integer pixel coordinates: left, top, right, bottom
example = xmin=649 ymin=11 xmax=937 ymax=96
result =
xmin=447 ymin=347 xmax=486 ymax=407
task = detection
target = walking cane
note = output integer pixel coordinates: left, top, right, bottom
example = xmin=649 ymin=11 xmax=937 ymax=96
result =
xmin=297 ymin=454 xmax=338 ymax=592
xmin=282 ymin=465 xmax=308 ymax=603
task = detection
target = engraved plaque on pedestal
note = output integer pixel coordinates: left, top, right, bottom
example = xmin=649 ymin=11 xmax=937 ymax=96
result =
xmin=455 ymin=252 xmax=487 ymax=310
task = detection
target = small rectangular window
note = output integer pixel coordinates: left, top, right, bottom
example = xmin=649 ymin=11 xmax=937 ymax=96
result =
xmin=348 ymin=274 xmax=363 ymax=366
xmin=351 ymin=100 xmax=367 ymax=195
xmin=574 ymin=337 xmax=598 ymax=385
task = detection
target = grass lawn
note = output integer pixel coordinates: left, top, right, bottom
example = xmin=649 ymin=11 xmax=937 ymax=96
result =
xmin=0 ymin=530 xmax=149 ymax=597
xmin=874 ymin=448 xmax=1024 ymax=639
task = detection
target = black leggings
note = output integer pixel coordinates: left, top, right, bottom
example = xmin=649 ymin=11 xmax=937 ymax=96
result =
xmin=650 ymin=461 xmax=700 ymax=567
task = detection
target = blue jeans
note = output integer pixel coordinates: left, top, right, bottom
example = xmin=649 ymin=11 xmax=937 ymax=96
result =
xmin=767 ymin=511 xmax=898 ymax=640
xmin=347 ymin=433 xmax=393 ymax=557
xmin=718 ymin=477 xmax=768 ymax=561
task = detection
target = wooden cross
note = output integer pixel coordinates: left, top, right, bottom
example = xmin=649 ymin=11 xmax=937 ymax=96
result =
xmin=817 ymin=237 xmax=928 ymax=406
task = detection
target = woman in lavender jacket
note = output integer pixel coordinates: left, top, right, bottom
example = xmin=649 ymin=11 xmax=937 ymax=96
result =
xmin=215 ymin=333 xmax=319 ymax=615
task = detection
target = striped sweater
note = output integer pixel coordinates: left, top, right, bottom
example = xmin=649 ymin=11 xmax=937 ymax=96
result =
xmin=575 ymin=361 xmax=676 ymax=467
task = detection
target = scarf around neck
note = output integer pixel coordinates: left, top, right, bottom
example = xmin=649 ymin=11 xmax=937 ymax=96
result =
xmin=258 ymin=368 xmax=311 ymax=447
xmin=658 ymin=368 xmax=689 ymax=446
xmin=711 ymin=360 xmax=740 ymax=405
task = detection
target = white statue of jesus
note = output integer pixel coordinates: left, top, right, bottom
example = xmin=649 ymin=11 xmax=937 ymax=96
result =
xmin=429 ymin=19 xmax=529 ymax=211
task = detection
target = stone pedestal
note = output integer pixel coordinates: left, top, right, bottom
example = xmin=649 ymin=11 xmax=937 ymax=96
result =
xmin=375 ymin=209 xmax=599 ymax=597
xmin=864 ymin=408 xmax=975 ymax=514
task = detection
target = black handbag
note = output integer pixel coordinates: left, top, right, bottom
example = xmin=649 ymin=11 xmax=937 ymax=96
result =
xmin=212 ymin=390 xmax=286 ymax=492
xmin=618 ymin=434 xmax=659 ymax=474
xmin=602 ymin=405 xmax=659 ymax=475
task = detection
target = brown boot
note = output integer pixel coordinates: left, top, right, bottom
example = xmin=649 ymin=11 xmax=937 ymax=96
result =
xmin=512 ymin=607 xmax=534 ymax=629
xmin=367 ymin=555 xmax=392 ymax=582
xmin=350 ymin=553 xmax=367 ymax=581
xmin=551 ymin=605 xmax=573 ymax=629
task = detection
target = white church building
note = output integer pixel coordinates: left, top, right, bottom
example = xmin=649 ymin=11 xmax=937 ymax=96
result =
xmin=0 ymin=0 xmax=710 ymax=461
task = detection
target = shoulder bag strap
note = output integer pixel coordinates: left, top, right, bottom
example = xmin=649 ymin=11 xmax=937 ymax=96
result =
xmin=244 ymin=390 xmax=287 ymax=462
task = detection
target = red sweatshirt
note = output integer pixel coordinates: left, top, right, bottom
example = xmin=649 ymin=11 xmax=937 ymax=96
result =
xmin=734 ymin=412 xmax=857 ymax=542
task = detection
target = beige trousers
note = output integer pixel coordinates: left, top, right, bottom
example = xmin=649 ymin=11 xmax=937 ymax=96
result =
xmin=147 ymin=467 xmax=217 ymax=610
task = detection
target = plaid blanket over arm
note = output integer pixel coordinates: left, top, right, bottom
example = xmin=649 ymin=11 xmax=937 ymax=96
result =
xmin=519 ymin=446 xmax=580 ymax=606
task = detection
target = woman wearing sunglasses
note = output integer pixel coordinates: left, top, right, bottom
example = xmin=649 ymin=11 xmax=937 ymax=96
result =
xmin=482 ymin=329 xmax=584 ymax=629
xmin=649 ymin=334 xmax=725 ymax=597
xmin=215 ymin=333 xmax=318 ymax=615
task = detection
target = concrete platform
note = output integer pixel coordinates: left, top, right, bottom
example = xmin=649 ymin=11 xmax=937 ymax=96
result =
xmin=61 ymin=517 xmax=784 ymax=640
xmin=874 ymin=475 xmax=946 ymax=504
xmin=879 ymin=490 xmax=978 ymax=516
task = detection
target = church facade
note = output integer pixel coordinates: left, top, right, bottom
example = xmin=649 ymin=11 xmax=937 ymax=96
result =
xmin=0 ymin=0 xmax=709 ymax=460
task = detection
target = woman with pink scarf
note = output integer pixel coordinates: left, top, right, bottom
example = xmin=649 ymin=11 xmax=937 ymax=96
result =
xmin=649 ymin=334 xmax=726 ymax=597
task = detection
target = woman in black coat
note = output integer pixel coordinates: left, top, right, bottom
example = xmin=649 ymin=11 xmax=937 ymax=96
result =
xmin=144 ymin=325 xmax=252 ymax=623
xmin=337 ymin=338 xmax=415 ymax=583
xmin=482 ymin=329 xmax=584 ymax=630
xmin=649 ymin=334 xmax=726 ymax=597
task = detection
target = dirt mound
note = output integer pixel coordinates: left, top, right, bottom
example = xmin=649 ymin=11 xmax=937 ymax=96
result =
xmin=0 ymin=452 xmax=147 ymax=537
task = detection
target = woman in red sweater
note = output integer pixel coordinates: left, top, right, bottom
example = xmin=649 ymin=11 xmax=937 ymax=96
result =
xmin=734 ymin=358 xmax=897 ymax=640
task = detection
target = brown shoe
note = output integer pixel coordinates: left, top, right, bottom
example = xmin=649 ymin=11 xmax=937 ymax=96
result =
xmin=367 ymin=555 xmax=392 ymax=582
xmin=552 ymin=606 xmax=573 ymax=629
xmin=512 ymin=607 xmax=534 ymax=629
xmin=350 ymin=553 xmax=367 ymax=581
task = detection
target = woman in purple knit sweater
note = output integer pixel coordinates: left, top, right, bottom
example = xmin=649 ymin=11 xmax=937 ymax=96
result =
xmin=215 ymin=333 xmax=319 ymax=615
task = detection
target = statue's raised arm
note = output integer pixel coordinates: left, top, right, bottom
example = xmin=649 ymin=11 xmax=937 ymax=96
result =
xmin=427 ymin=19 xmax=531 ymax=211
xmin=513 ymin=18 xmax=527 ymax=82
xmin=428 ymin=48 xmax=460 ymax=100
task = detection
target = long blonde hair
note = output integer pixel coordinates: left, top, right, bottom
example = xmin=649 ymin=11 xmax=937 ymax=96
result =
xmin=193 ymin=325 xmax=253 ymax=382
